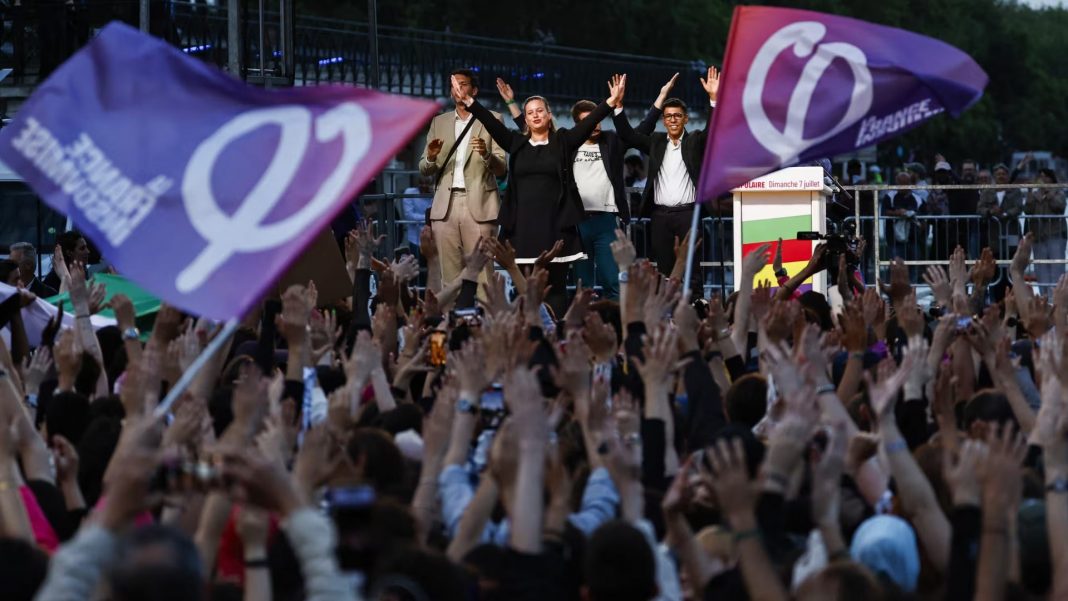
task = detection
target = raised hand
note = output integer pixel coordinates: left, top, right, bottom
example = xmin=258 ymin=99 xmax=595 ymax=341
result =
xmin=633 ymin=326 xmax=683 ymax=383
xmin=583 ymin=312 xmax=618 ymax=362
xmin=553 ymin=330 xmax=592 ymax=396
xmin=607 ymin=73 xmax=627 ymax=108
xmin=742 ymin=243 xmax=771 ymax=280
xmin=642 ymin=275 xmax=681 ymax=328
xmin=485 ymin=238 xmax=518 ymax=273
xmin=923 ymin=265 xmax=952 ymax=307
xmin=391 ymin=254 xmax=420 ymax=284
xmin=453 ymin=339 xmax=490 ymax=395
xmin=610 ymin=228 xmax=637 ymax=271
xmin=699 ymin=66 xmax=721 ymax=101
xmin=450 ymin=74 xmax=473 ymax=105
xmin=293 ymin=424 xmax=344 ymax=496
xmin=970 ymin=247 xmax=997 ymax=288
xmin=21 ymin=346 xmax=52 ymax=395
xmin=345 ymin=330 xmax=383 ymax=386
xmin=275 ymin=284 xmax=311 ymax=344
xmin=704 ymin=436 xmax=757 ymax=521
xmin=811 ymin=421 xmax=847 ymax=527
xmin=1011 ymin=233 xmax=1033 ymax=276
xmin=469 ymin=137 xmax=488 ymax=160
xmin=496 ymin=77 xmax=515 ymax=103
xmin=865 ymin=349 xmax=917 ymax=422
xmin=53 ymin=243 xmax=71 ymax=288
xmin=419 ymin=226 xmax=437 ymax=261
xmin=944 ymin=437 xmax=987 ymax=507
xmin=655 ymin=72 xmax=680 ymax=108
xmin=426 ymin=138 xmax=444 ymax=163
xmin=534 ymin=239 xmax=565 ymax=270
xmin=879 ymin=257 xmax=912 ymax=305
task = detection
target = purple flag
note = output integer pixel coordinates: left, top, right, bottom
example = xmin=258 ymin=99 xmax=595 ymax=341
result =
xmin=0 ymin=22 xmax=438 ymax=319
xmin=697 ymin=6 xmax=988 ymax=202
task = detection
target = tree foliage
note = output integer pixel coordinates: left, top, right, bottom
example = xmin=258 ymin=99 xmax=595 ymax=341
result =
xmin=300 ymin=0 xmax=1068 ymax=164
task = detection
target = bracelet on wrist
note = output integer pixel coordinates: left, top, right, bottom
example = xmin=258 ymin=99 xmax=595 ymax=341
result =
xmin=815 ymin=383 xmax=836 ymax=396
xmin=504 ymin=99 xmax=516 ymax=105
xmin=244 ymin=557 xmax=270 ymax=568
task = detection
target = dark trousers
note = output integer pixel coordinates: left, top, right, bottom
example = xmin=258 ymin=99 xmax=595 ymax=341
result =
xmin=651 ymin=204 xmax=696 ymax=277
xmin=545 ymin=263 xmax=570 ymax=320
xmin=576 ymin=212 xmax=621 ymax=299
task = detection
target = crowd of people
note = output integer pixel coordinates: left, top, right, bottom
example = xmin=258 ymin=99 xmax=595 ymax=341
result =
xmin=0 ymin=199 xmax=1066 ymax=600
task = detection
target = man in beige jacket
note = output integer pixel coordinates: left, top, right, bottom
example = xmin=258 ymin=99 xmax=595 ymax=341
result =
xmin=419 ymin=68 xmax=507 ymax=284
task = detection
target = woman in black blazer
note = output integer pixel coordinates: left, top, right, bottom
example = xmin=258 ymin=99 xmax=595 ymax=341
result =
xmin=450 ymin=74 xmax=626 ymax=316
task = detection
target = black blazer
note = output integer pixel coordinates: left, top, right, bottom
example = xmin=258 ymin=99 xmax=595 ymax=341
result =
xmin=510 ymin=107 xmax=660 ymax=226
xmin=467 ymin=98 xmax=615 ymax=235
xmin=613 ymin=104 xmax=714 ymax=218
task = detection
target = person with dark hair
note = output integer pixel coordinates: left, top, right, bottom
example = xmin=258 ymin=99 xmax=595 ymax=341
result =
xmin=1024 ymin=167 xmax=1066 ymax=293
xmin=419 ymin=68 xmax=508 ymax=289
xmin=449 ymin=72 xmax=625 ymax=316
xmin=0 ymin=259 xmax=20 ymax=286
xmin=42 ymin=230 xmax=89 ymax=292
xmin=8 ymin=242 xmax=58 ymax=297
xmin=0 ymin=537 xmax=49 ymax=601
xmin=612 ymin=68 xmax=721 ymax=279
xmin=624 ymin=154 xmax=647 ymax=188
xmin=584 ymin=521 xmax=658 ymax=601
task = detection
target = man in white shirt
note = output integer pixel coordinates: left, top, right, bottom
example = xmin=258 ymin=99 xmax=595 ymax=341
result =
xmin=613 ymin=68 xmax=721 ymax=278
xmin=419 ymin=69 xmax=507 ymax=284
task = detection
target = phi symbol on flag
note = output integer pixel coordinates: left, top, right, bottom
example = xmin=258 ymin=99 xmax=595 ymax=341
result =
xmin=175 ymin=103 xmax=371 ymax=293
xmin=742 ymin=21 xmax=873 ymax=165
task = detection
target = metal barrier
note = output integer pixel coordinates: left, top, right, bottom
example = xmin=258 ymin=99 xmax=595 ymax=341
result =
xmin=353 ymin=189 xmax=737 ymax=296
xmin=842 ymin=183 xmax=1068 ymax=292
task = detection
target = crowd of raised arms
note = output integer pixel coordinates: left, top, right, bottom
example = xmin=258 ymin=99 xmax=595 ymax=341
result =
xmin=1 ymin=211 xmax=1068 ymax=601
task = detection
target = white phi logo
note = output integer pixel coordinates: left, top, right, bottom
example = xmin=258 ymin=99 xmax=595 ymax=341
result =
xmin=742 ymin=22 xmax=873 ymax=165
xmin=176 ymin=103 xmax=370 ymax=293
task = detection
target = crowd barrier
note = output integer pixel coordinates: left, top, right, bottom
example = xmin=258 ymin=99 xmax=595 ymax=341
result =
xmin=358 ymin=183 xmax=1068 ymax=297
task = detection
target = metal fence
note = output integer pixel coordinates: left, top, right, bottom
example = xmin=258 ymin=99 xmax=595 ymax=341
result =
xmin=1 ymin=1 xmax=710 ymax=108
xmin=358 ymin=183 xmax=1068 ymax=297
xmin=843 ymin=183 xmax=1068 ymax=292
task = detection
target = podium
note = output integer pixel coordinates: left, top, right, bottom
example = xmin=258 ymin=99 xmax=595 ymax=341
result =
xmin=731 ymin=167 xmax=829 ymax=294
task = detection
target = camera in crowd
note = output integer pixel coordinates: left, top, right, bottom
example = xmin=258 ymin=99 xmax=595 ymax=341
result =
xmin=797 ymin=223 xmax=861 ymax=283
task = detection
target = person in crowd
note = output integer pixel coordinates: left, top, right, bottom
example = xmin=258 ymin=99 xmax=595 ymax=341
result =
xmin=400 ymin=177 xmax=434 ymax=258
xmin=495 ymin=75 xmax=660 ymax=301
xmin=42 ymin=231 xmax=89 ymax=294
xmin=419 ymin=68 xmax=507 ymax=286
xmin=880 ymin=170 xmax=922 ymax=274
xmin=978 ymin=163 xmax=1025 ymax=255
xmin=612 ymin=68 xmax=721 ymax=278
xmin=449 ymin=71 xmax=625 ymax=316
xmin=7 ymin=242 xmax=57 ymax=298
xmin=625 ymin=154 xmax=647 ymax=188
xmin=948 ymin=156 xmax=981 ymax=259
xmin=1024 ymin=167 xmax=1066 ymax=293
xmin=5 ymin=187 xmax=1068 ymax=601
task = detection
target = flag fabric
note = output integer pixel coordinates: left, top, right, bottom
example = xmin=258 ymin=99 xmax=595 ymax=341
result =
xmin=0 ymin=283 xmax=116 ymax=348
xmin=697 ymin=6 xmax=988 ymax=202
xmin=0 ymin=22 xmax=439 ymax=320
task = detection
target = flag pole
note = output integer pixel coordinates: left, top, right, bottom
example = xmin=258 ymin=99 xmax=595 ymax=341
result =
xmin=153 ymin=318 xmax=240 ymax=418
xmin=681 ymin=201 xmax=702 ymax=295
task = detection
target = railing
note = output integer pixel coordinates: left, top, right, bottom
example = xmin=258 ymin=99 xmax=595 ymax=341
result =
xmin=357 ymin=183 xmax=1068 ymax=298
xmin=843 ymin=183 xmax=1068 ymax=292
xmin=1 ymin=1 xmax=710 ymax=108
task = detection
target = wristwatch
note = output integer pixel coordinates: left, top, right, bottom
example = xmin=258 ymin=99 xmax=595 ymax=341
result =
xmin=456 ymin=397 xmax=478 ymax=415
xmin=618 ymin=271 xmax=629 ymax=283
xmin=122 ymin=327 xmax=140 ymax=341
xmin=1047 ymin=477 xmax=1068 ymax=494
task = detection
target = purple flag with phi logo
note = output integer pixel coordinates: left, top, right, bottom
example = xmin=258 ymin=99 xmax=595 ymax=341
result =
xmin=0 ymin=22 xmax=439 ymax=319
xmin=697 ymin=6 xmax=988 ymax=201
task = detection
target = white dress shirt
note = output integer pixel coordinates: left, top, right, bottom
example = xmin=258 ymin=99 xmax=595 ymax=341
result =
xmin=451 ymin=110 xmax=474 ymax=189
xmin=654 ymin=135 xmax=695 ymax=207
